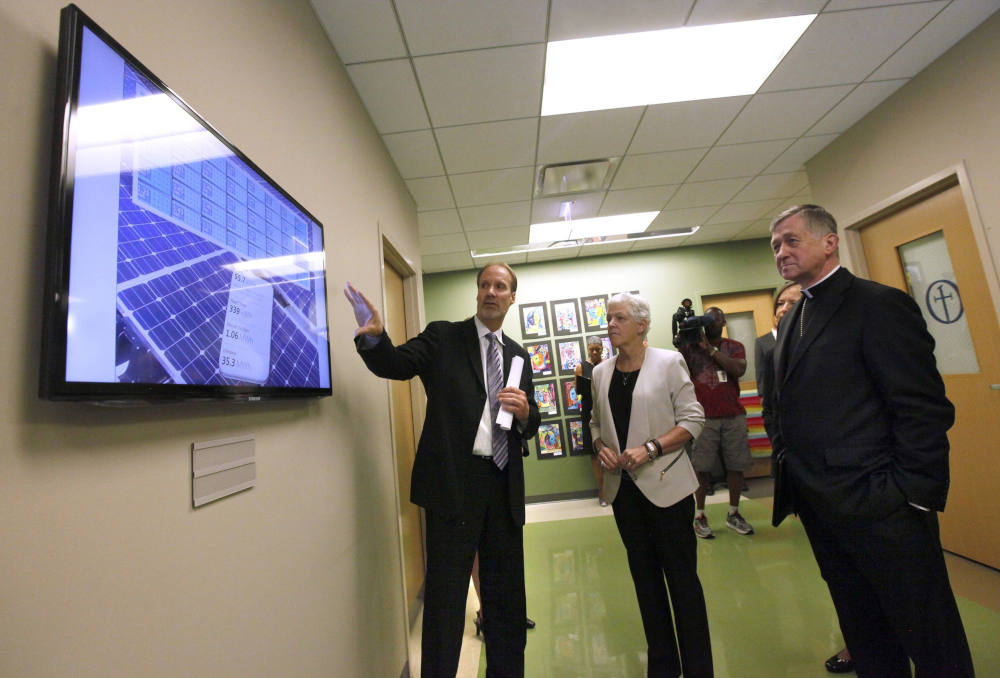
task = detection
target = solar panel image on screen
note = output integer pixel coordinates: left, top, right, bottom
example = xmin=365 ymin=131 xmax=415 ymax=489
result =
xmin=110 ymin=65 xmax=325 ymax=388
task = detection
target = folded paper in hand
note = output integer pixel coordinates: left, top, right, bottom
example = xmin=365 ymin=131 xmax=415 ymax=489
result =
xmin=495 ymin=356 xmax=524 ymax=431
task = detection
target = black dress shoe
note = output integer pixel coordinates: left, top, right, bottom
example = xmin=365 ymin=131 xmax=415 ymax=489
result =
xmin=825 ymin=652 xmax=854 ymax=674
xmin=525 ymin=617 xmax=536 ymax=630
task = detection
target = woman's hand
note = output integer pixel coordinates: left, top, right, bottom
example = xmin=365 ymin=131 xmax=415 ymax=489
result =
xmin=618 ymin=445 xmax=650 ymax=473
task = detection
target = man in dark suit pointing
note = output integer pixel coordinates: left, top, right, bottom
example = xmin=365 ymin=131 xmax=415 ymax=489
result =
xmin=768 ymin=205 xmax=973 ymax=677
xmin=346 ymin=262 xmax=540 ymax=678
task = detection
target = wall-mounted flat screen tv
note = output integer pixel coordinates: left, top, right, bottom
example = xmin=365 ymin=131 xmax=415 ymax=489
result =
xmin=40 ymin=4 xmax=333 ymax=402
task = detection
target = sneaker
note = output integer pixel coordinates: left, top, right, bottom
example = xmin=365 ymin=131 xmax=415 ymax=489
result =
xmin=726 ymin=510 xmax=754 ymax=535
xmin=693 ymin=514 xmax=714 ymax=539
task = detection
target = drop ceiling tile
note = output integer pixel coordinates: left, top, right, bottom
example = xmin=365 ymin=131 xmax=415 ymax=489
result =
xmin=345 ymin=60 xmax=429 ymax=134
xmin=450 ymin=167 xmax=535 ymax=207
xmin=548 ymin=0 xmax=690 ymax=41
xmin=600 ymin=186 xmax=678 ymax=215
xmin=466 ymin=226 xmax=531 ymax=249
xmin=420 ymin=233 xmax=469 ymax=255
xmin=869 ymin=0 xmax=999 ymax=80
xmin=422 ymin=250 xmax=476 ymax=273
xmin=761 ymin=3 xmax=947 ymax=91
xmin=733 ymin=171 xmax=809 ymax=202
xmin=688 ymin=140 xmax=792 ymax=182
xmin=415 ymin=45 xmax=545 ymax=127
xmin=526 ymin=245 xmax=583 ymax=262
xmin=763 ymin=134 xmax=838 ymax=173
xmin=310 ymin=0 xmax=405 ymax=63
xmin=630 ymin=96 xmax=750 ymax=153
xmin=406 ymin=176 xmax=454 ymax=211
xmin=687 ymin=0 xmax=827 ymax=25
xmin=649 ymin=205 xmax=719 ymax=230
xmin=537 ymin=108 xmax=644 ymax=165
xmin=611 ymin=148 xmax=708 ymax=190
xmin=684 ymin=221 xmax=756 ymax=244
xmin=382 ymin=130 xmax=444 ymax=179
xmin=460 ymin=202 xmax=531 ymax=231
xmin=666 ymin=178 xmax=750 ymax=210
xmin=707 ymin=199 xmax=785 ymax=225
xmin=531 ymin=193 xmax=604 ymax=223
xmin=718 ymin=86 xmax=853 ymax=144
xmin=436 ymin=119 xmax=538 ymax=174
xmin=824 ymin=0 xmax=935 ymax=9
xmin=733 ymin=218 xmax=775 ymax=241
xmin=395 ymin=0 xmax=548 ymax=55
xmin=809 ymin=79 xmax=907 ymax=135
xmin=418 ymin=209 xmax=462 ymax=237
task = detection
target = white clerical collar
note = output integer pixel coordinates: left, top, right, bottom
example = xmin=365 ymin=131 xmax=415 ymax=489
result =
xmin=474 ymin=315 xmax=504 ymax=345
xmin=801 ymin=264 xmax=840 ymax=299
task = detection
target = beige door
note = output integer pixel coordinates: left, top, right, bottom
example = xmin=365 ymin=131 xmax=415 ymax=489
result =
xmin=701 ymin=289 xmax=778 ymax=478
xmin=860 ymin=183 xmax=1000 ymax=568
xmin=384 ymin=263 xmax=425 ymax=620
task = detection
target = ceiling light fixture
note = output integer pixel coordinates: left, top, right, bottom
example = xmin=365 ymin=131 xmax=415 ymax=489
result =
xmin=470 ymin=224 xmax=698 ymax=260
xmin=529 ymin=212 xmax=660 ymax=243
xmin=541 ymin=14 xmax=816 ymax=116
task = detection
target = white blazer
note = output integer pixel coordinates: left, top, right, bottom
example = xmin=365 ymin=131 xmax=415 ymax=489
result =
xmin=590 ymin=347 xmax=705 ymax=507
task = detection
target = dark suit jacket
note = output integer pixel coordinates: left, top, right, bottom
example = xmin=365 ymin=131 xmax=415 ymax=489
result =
xmin=356 ymin=317 xmax=540 ymax=525
xmin=771 ymin=268 xmax=954 ymax=526
xmin=754 ymin=330 xmax=777 ymax=440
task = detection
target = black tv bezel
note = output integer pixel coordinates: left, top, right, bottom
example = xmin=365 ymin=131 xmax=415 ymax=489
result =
xmin=40 ymin=4 xmax=333 ymax=403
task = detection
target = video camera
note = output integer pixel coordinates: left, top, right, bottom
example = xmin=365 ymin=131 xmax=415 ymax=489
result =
xmin=672 ymin=299 xmax=714 ymax=347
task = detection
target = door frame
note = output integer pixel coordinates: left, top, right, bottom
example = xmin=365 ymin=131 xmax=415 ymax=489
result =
xmin=838 ymin=162 xmax=1000 ymax=327
xmin=374 ymin=226 xmax=427 ymax=668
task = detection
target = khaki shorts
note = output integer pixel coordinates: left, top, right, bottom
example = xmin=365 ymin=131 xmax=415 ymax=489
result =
xmin=690 ymin=415 xmax=752 ymax=474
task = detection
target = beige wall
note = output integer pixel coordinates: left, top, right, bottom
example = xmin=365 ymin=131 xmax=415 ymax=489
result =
xmin=807 ymin=9 xmax=1000 ymax=306
xmin=0 ymin=2 xmax=419 ymax=676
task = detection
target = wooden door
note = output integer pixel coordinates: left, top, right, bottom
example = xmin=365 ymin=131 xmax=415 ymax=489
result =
xmin=860 ymin=183 xmax=1000 ymax=568
xmin=384 ymin=264 xmax=425 ymax=621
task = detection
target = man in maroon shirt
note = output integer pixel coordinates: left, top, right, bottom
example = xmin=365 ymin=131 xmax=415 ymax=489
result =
xmin=679 ymin=307 xmax=755 ymax=539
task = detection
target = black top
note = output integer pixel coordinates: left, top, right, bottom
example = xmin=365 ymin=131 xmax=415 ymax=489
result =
xmin=576 ymin=360 xmax=596 ymax=452
xmin=609 ymin=367 xmax=640 ymax=454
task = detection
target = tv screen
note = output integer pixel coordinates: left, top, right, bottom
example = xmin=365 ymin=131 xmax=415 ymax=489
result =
xmin=40 ymin=4 xmax=333 ymax=402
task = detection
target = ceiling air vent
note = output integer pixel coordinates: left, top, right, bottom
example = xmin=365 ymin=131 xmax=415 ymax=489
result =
xmin=535 ymin=158 xmax=619 ymax=197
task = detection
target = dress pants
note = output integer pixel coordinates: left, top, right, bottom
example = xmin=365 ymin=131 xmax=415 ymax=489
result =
xmin=612 ymin=477 xmax=714 ymax=678
xmin=421 ymin=455 xmax=526 ymax=678
xmin=798 ymin=501 xmax=974 ymax=678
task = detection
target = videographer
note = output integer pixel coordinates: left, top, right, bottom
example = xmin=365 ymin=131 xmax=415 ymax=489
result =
xmin=678 ymin=306 xmax=755 ymax=539
xmin=671 ymin=298 xmax=694 ymax=344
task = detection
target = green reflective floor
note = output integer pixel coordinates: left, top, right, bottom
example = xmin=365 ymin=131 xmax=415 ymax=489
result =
xmin=478 ymin=498 xmax=1000 ymax=677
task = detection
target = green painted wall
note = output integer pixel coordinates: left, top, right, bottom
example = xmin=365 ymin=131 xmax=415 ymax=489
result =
xmin=422 ymin=238 xmax=783 ymax=500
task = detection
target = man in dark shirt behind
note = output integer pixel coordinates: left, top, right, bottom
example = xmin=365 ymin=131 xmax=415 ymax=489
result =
xmin=680 ymin=307 xmax=755 ymax=539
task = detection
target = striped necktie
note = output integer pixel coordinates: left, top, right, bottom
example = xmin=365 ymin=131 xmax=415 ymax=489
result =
xmin=486 ymin=333 xmax=509 ymax=469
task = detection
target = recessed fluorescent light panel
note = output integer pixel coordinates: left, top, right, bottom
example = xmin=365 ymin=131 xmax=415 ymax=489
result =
xmin=470 ymin=225 xmax=698 ymax=259
xmin=529 ymin=212 xmax=660 ymax=243
xmin=541 ymin=14 xmax=816 ymax=116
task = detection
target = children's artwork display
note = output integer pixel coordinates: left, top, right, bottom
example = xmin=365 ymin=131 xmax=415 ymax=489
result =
xmin=581 ymin=294 xmax=608 ymax=330
xmin=550 ymin=298 xmax=581 ymax=336
xmin=534 ymin=380 xmax=559 ymax=418
xmin=556 ymin=337 xmax=584 ymax=376
xmin=568 ymin=419 xmax=587 ymax=456
xmin=561 ymin=377 xmax=582 ymax=413
xmin=536 ymin=421 xmax=566 ymax=459
xmin=525 ymin=340 xmax=554 ymax=377
xmin=519 ymin=302 xmax=549 ymax=338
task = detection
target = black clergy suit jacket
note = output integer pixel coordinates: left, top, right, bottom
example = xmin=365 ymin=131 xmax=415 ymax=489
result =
xmin=770 ymin=267 xmax=954 ymax=526
xmin=356 ymin=317 xmax=540 ymax=525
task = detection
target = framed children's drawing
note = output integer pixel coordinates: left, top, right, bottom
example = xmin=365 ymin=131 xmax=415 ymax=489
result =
xmin=519 ymin=302 xmax=549 ymax=339
xmin=581 ymin=294 xmax=608 ymax=331
xmin=524 ymin=340 xmax=555 ymax=377
xmin=555 ymin=337 xmax=584 ymax=376
xmin=550 ymin=298 xmax=581 ymax=336
xmin=533 ymin=380 xmax=560 ymax=418
xmin=560 ymin=377 xmax=582 ymax=414
xmin=536 ymin=420 xmax=566 ymax=460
